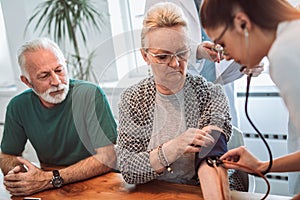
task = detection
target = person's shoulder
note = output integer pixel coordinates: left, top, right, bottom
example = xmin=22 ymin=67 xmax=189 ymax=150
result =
xmin=71 ymin=79 xmax=98 ymax=88
xmin=121 ymin=77 xmax=154 ymax=98
xmin=186 ymin=73 xmax=210 ymax=88
xmin=70 ymin=79 xmax=105 ymax=94
xmin=6 ymin=89 xmax=34 ymax=112
xmin=277 ymin=19 xmax=300 ymax=36
xmin=185 ymin=73 xmax=223 ymax=92
xmin=269 ymin=20 xmax=300 ymax=60
xmin=9 ymin=89 xmax=34 ymax=105
xmin=187 ymin=73 xmax=206 ymax=81
xmin=268 ymin=21 xmax=300 ymax=73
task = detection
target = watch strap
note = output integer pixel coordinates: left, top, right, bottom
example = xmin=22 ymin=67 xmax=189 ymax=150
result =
xmin=53 ymin=170 xmax=60 ymax=177
xmin=51 ymin=170 xmax=64 ymax=188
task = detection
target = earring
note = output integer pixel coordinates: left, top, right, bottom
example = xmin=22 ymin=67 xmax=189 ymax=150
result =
xmin=244 ymin=28 xmax=249 ymax=38
xmin=244 ymin=27 xmax=250 ymax=70
xmin=148 ymin=65 xmax=152 ymax=77
xmin=244 ymin=28 xmax=249 ymax=49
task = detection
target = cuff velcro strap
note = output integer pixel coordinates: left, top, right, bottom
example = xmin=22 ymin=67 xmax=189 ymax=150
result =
xmin=195 ymin=130 xmax=227 ymax=171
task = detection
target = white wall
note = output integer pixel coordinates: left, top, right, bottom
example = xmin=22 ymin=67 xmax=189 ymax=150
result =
xmin=289 ymin=0 xmax=300 ymax=6
xmin=0 ymin=0 xmax=118 ymax=121
xmin=0 ymin=0 xmax=118 ymax=86
xmin=0 ymin=3 xmax=14 ymax=87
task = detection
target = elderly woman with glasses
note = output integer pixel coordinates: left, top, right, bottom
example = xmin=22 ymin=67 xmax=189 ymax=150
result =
xmin=117 ymin=2 xmax=237 ymax=199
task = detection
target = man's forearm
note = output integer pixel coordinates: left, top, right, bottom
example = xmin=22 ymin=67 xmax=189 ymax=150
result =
xmin=58 ymin=145 xmax=116 ymax=184
xmin=59 ymin=156 xmax=111 ymax=184
xmin=0 ymin=153 xmax=24 ymax=175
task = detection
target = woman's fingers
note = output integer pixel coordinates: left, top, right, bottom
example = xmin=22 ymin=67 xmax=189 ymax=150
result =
xmin=191 ymin=129 xmax=215 ymax=147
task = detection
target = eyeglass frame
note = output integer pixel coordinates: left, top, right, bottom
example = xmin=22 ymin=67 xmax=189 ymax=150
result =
xmin=211 ymin=24 xmax=230 ymax=56
xmin=213 ymin=23 xmax=229 ymax=45
xmin=211 ymin=14 xmax=238 ymax=55
xmin=144 ymin=48 xmax=191 ymax=64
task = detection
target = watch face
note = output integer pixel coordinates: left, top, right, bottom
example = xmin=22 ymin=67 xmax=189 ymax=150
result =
xmin=52 ymin=176 xmax=64 ymax=188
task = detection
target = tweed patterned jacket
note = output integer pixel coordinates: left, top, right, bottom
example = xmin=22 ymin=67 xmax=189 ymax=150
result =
xmin=117 ymin=73 xmax=232 ymax=184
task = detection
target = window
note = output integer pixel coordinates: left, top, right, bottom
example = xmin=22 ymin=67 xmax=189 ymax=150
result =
xmin=107 ymin=0 xmax=146 ymax=88
xmin=0 ymin=2 xmax=16 ymax=93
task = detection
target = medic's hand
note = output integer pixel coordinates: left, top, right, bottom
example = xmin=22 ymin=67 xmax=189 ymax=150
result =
xmin=220 ymin=146 xmax=266 ymax=173
xmin=197 ymin=41 xmax=222 ymax=63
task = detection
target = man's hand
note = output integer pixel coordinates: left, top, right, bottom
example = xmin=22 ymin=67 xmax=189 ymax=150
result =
xmin=7 ymin=164 xmax=27 ymax=174
xmin=4 ymin=157 xmax=52 ymax=196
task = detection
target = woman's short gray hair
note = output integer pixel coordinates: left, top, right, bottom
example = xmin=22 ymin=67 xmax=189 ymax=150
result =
xmin=141 ymin=2 xmax=188 ymax=47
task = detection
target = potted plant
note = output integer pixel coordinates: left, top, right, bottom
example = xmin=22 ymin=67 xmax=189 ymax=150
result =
xmin=25 ymin=0 xmax=106 ymax=81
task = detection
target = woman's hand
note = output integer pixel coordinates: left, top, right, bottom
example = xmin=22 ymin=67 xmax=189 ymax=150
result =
xmin=160 ymin=127 xmax=215 ymax=164
xmin=180 ymin=128 xmax=215 ymax=153
xmin=197 ymin=41 xmax=222 ymax=63
xmin=220 ymin=146 xmax=267 ymax=173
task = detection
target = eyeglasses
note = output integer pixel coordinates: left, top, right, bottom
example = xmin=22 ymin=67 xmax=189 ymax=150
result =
xmin=213 ymin=24 xmax=229 ymax=45
xmin=212 ymin=24 xmax=229 ymax=56
xmin=145 ymin=48 xmax=191 ymax=64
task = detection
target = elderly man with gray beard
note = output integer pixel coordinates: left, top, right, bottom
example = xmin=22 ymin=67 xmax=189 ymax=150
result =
xmin=0 ymin=37 xmax=117 ymax=196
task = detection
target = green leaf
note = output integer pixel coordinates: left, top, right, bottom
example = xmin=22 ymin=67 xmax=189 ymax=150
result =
xmin=24 ymin=0 xmax=107 ymax=81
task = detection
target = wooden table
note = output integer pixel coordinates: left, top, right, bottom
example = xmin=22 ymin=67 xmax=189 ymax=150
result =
xmin=1 ymin=172 xmax=292 ymax=200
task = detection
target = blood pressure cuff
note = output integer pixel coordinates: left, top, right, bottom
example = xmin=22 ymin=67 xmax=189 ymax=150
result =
xmin=195 ymin=130 xmax=227 ymax=171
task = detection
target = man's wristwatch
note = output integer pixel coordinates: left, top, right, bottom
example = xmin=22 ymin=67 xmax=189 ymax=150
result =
xmin=51 ymin=170 xmax=64 ymax=188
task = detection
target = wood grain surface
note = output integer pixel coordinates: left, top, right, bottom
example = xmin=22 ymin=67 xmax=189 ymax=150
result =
xmin=3 ymin=172 xmax=292 ymax=200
